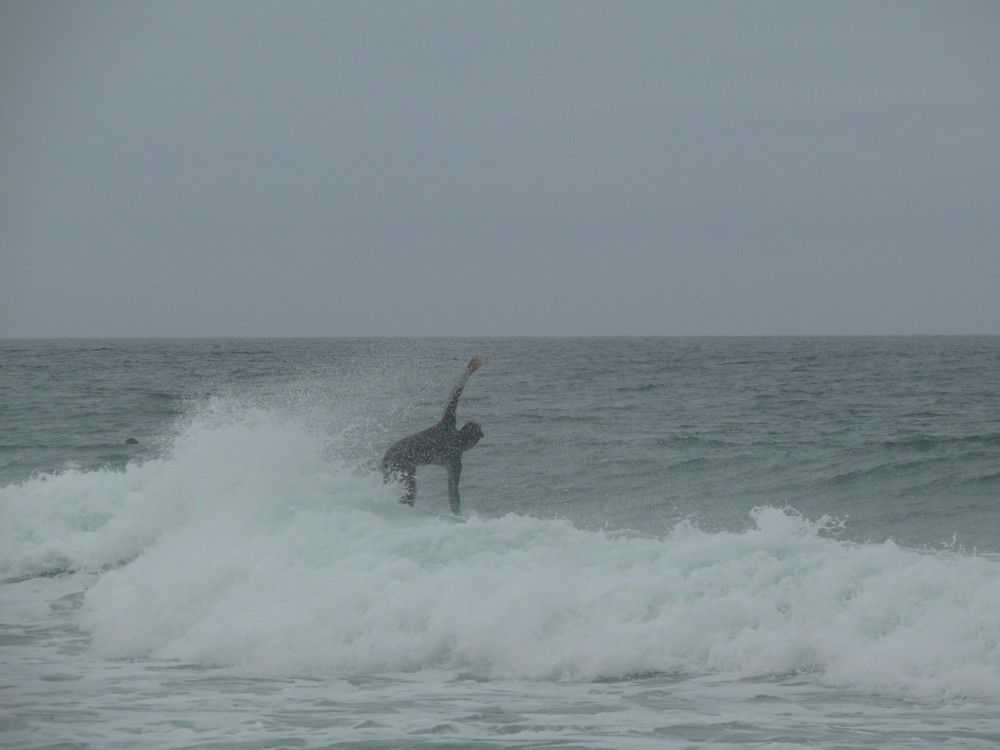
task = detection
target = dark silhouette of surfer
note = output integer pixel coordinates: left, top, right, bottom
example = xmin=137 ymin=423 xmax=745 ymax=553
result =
xmin=381 ymin=355 xmax=483 ymax=514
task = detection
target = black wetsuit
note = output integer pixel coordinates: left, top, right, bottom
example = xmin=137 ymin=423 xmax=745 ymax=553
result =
xmin=381 ymin=366 xmax=478 ymax=514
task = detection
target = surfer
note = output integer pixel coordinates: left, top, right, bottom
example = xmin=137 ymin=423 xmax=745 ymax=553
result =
xmin=381 ymin=355 xmax=484 ymax=515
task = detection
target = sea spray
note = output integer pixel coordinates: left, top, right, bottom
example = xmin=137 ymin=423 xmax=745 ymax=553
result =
xmin=0 ymin=398 xmax=363 ymax=580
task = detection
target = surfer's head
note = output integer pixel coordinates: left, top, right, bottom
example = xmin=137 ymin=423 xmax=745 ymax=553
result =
xmin=459 ymin=421 xmax=483 ymax=450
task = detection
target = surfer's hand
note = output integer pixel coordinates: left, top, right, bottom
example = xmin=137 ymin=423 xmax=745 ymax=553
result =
xmin=467 ymin=355 xmax=483 ymax=373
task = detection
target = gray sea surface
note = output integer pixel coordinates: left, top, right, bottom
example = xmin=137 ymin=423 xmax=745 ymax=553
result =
xmin=2 ymin=337 xmax=999 ymax=748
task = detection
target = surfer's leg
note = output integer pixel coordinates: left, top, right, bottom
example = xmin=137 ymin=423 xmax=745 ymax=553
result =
xmin=383 ymin=460 xmax=417 ymax=506
xmin=400 ymin=471 xmax=416 ymax=506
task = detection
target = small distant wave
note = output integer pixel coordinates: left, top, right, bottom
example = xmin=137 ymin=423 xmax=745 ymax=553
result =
xmin=613 ymin=383 xmax=664 ymax=393
xmin=881 ymin=432 xmax=1000 ymax=451
xmin=654 ymin=435 xmax=736 ymax=449
xmin=145 ymin=391 xmax=181 ymax=402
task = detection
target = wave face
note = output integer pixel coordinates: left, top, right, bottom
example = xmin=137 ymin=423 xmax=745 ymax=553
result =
xmin=4 ymin=401 xmax=998 ymax=701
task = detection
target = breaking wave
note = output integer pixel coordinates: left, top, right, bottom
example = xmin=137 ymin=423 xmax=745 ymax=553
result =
xmin=2 ymin=400 xmax=998 ymax=701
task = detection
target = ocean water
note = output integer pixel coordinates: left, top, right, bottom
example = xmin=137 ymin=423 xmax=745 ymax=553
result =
xmin=2 ymin=336 xmax=999 ymax=749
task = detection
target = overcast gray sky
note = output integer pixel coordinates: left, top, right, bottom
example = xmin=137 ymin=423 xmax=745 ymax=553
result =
xmin=2 ymin=1 xmax=998 ymax=337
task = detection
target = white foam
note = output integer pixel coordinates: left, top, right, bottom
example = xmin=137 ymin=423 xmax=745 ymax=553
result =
xmin=4 ymin=402 xmax=999 ymax=701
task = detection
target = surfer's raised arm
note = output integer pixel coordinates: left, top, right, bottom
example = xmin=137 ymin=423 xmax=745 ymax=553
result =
xmin=441 ymin=355 xmax=482 ymax=426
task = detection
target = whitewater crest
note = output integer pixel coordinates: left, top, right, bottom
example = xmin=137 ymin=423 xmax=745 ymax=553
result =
xmin=2 ymin=403 xmax=999 ymax=701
